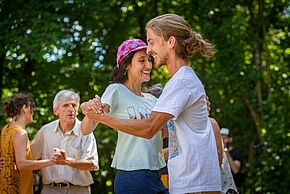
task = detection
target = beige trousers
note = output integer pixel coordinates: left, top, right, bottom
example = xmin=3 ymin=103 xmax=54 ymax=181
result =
xmin=41 ymin=185 xmax=90 ymax=194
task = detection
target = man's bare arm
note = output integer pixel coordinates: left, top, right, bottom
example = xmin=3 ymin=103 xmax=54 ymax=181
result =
xmin=86 ymin=110 xmax=173 ymax=139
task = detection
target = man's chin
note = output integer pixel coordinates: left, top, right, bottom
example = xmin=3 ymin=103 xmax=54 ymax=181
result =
xmin=156 ymin=63 xmax=165 ymax=68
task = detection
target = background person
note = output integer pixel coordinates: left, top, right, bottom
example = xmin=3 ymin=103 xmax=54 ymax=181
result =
xmin=211 ymin=120 xmax=238 ymax=194
xmin=220 ymin=127 xmax=243 ymax=192
xmin=0 ymin=93 xmax=59 ymax=194
xmin=30 ymin=90 xmax=99 ymax=194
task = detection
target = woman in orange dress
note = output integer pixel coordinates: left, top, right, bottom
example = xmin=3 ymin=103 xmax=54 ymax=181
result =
xmin=0 ymin=93 xmax=57 ymax=194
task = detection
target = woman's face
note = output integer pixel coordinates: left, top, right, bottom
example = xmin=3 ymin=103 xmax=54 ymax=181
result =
xmin=24 ymin=104 xmax=34 ymax=124
xmin=127 ymin=49 xmax=152 ymax=84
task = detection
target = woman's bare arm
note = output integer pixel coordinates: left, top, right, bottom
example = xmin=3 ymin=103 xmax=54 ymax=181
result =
xmin=14 ymin=130 xmax=54 ymax=171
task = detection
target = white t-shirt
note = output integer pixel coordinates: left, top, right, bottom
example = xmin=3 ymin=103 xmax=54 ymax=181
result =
xmin=152 ymin=66 xmax=221 ymax=194
xmin=101 ymin=83 xmax=165 ymax=170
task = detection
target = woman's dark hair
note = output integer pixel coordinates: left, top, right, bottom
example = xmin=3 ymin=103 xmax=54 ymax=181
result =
xmin=111 ymin=51 xmax=135 ymax=83
xmin=2 ymin=93 xmax=35 ymax=118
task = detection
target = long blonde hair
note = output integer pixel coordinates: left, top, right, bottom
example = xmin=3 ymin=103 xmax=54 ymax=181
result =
xmin=146 ymin=14 xmax=215 ymax=59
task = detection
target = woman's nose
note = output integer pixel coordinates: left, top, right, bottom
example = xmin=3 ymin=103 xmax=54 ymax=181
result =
xmin=145 ymin=58 xmax=152 ymax=69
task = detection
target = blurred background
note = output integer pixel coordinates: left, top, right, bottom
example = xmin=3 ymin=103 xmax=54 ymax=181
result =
xmin=0 ymin=0 xmax=289 ymax=193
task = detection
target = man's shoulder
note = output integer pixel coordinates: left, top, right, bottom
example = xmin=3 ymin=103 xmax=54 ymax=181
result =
xmin=165 ymin=73 xmax=202 ymax=92
xmin=40 ymin=120 xmax=59 ymax=131
xmin=170 ymin=67 xmax=198 ymax=83
xmin=230 ymin=148 xmax=242 ymax=161
xmin=230 ymin=147 xmax=241 ymax=154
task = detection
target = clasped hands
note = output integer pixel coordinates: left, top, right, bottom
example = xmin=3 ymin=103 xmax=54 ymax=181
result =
xmin=80 ymin=95 xmax=105 ymax=122
xmin=51 ymin=148 xmax=68 ymax=165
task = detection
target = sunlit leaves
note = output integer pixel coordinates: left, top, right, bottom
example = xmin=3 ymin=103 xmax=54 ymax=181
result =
xmin=0 ymin=0 xmax=289 ymax=193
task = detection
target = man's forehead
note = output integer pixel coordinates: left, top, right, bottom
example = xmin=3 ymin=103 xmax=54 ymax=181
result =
xmin=60 ymin=98 xmax=77 ymax=104
xmin=147 ymin=30 xmax=162 ymax=42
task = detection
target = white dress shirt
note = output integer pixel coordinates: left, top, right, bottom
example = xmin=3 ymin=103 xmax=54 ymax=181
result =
xmin=31 ymin=118 xmax=99 ymax=186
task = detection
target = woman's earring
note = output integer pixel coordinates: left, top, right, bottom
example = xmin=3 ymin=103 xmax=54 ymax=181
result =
xmin=123 ymin=70 xmax=127 ymax=76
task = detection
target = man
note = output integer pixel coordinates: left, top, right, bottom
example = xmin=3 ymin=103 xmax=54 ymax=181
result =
xmin=31 ymin=90 xmax=99 ymax=194
xmin=220 ymin=128 xmax=243 ymax=191
xmin=82 ymin=14 xmax=221 ymax=194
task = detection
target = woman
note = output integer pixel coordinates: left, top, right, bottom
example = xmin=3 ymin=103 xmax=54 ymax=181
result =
xmin=81 ymin=39 xmax=168 ymax=194
xmin=0 ymin=93 xmax=58 ymax=194
xmin=210 ymin=118 xmax=238 ymax=194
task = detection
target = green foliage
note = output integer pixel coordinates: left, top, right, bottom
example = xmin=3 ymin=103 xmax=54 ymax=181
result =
xmin=0 ymin=0 xmax=289 ymax=193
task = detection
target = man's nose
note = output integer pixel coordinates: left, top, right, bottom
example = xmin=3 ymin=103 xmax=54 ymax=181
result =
xmin=146 ymin=46 xmax=152 ymax=55
xmin=68 ymin=104 xmax=75 ymax=111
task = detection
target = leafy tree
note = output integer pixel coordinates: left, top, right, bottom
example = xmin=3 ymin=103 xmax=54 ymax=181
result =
xmin=0 ymin=0 xmax=289 ymax=193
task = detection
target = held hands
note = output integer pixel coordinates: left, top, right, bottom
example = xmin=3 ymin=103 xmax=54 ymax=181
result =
xmin=51 ymin=148 xmax=96 ymax=170
xmin=80 ymin=95 xmax=106 ymax=122
xmin=80 ymin=95 xmax=104 ymax=114
xmin=51 ymin=148 xmax=67 ymax=165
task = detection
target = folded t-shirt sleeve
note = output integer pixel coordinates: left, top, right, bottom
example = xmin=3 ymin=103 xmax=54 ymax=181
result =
xmin=101 ymin=84 xmax=119 ymax=113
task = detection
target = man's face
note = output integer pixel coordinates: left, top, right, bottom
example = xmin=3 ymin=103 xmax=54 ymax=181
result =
xmin=222 ymin=135 xmax=232 ymax=147
xmin=146 ymin=28 xmax=168 ymax=68
xmin=54 ymin=99 xmax=78 ymax=123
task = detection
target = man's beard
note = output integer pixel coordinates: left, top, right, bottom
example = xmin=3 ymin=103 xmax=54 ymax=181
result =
xmin=157 ymin=54 xmax=168 ymax=67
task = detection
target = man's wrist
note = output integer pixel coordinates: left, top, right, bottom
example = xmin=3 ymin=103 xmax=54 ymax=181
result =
xmin=100 ymin=113 xmax=109 ymax=123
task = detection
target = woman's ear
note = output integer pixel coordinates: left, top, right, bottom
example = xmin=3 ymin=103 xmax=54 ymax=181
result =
xmin=125 ymin=63 xmax=131 ymax=70
xmin=22 ymin=105 xmax=28 ymax=114
xmin=124 ymin=63 xmax=131 ymax=74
